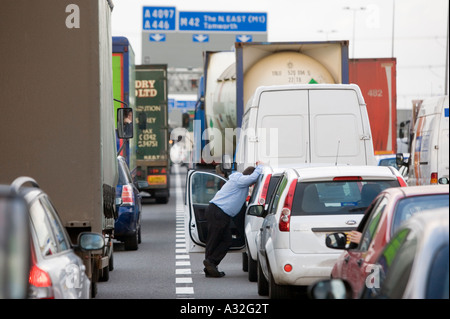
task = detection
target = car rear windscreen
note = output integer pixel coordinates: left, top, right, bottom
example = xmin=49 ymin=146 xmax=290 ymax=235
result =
xmin=291 ymin=180 xmax=399 ymax=215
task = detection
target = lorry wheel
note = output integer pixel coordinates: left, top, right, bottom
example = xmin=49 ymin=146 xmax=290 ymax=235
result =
xmin=156 ymin=196 xmax=169 ymax=204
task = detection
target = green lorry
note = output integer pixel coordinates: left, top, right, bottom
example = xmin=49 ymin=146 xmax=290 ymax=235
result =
xmin=135 ymin=65 xmax=170 ymax=203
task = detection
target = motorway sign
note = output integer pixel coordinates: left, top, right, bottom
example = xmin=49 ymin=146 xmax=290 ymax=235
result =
xmin=179 ymin=12 xmax=267 ymax=32
xmin=141 ymin=7 xmax=267 ymax=67
xmin=143 ymin=6 xmax=176 ymax=31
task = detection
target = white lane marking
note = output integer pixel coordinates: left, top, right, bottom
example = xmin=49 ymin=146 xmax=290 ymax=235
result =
xmin=174 ymin=164 xmax=194 ymax=298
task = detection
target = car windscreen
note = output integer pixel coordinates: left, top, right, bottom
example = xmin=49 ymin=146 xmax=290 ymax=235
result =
xmin=291 ymin=180 xmax=399 ymax=215
xmin=118 ymin=161 xmax=133 ymax=184
xmin=392 ymin=194 xmax=450 ymax=234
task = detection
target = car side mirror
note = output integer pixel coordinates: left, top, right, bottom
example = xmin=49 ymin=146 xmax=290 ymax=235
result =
xmin=247 ymin=204 xmax=265 ymax=217
xmin=77 ymin=232 xmax=105 ymax=251
xmin=221 ymin=154 xmax=233 ymax=176
xmin=117 ymin=107 xmax=133 ymax=139
xmin=396 ymin=153 xmax=408 ymax=168
xmin=325 ymin=232 xmax=348 ymax=249
xmin=308 ymin=279 xmax=353 ymax=299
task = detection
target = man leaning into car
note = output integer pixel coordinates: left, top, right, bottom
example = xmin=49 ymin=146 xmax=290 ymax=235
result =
xmin=203 ymin=164 xmax=263 ymax=278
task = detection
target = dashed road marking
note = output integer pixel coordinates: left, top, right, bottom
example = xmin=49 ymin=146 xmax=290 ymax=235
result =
xmin=174 ymin=165 xmax=194 ymax=298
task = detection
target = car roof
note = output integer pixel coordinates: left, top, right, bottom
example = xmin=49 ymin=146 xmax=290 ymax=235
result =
xmin=286 ymin=165 xmax=399 ymax=181
xmin=381 ymin=184 xmax=449 ymax=197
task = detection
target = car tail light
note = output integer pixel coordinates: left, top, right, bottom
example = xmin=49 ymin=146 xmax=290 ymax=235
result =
xmin=258 ymin=174 xmax=272 ymax=205
xmin=397 ymin=176 xmax=408 ymax=187
xmin=279 ymin=180 xmax=297 ymax=232
xmin=29 ymin=265 xmax=52 ymax=288
xmin=121 ymin=185 xmax=134 ymax=205
xmin=29 ymin=264 xmax=54 ymax=299
xmin=430 ymin=172 xmax=438 ymax=184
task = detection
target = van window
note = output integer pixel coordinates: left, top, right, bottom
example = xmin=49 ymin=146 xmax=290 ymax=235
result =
xmin=291 ymin=180 xmax=399 ymax=216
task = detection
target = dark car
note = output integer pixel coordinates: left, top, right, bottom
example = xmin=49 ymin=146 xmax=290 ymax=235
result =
xmin=0 ymin=184 xmax=30 ymax=299
xmin=115 ymin=156 xmax=142 ymax=250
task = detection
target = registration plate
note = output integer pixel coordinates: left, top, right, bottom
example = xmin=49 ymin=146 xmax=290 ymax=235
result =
xmin=147 ymin=175 xmax=167 ymax=185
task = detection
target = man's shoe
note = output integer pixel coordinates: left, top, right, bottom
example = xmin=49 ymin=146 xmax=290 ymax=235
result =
xmin=203 ymin=268 xmax=225 ymax=278
xmin=203 ymin=260 xmax=223 ymax=277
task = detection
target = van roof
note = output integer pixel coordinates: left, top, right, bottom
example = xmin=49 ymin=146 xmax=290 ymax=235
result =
xmin=248 ymin=83 xmax=365 ymax=107
xmin=417 ymin=95 xmax=449 ymax=117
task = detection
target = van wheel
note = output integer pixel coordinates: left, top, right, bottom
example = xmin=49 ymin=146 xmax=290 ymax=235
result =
xmin=269 ymin=268 xmax=291 ymax=299
xmin=257 ymin=258 xmax=269 ymax=296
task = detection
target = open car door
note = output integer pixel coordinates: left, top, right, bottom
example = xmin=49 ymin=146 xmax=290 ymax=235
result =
xmin=185 ymin=170 xmax=247 ymax=252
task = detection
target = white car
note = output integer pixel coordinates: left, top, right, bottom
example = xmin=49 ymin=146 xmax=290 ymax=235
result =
xmin=249 ymin=165 xmax=407 ymax=299
xmin=243 ymin=165 xmax=285 ymax=282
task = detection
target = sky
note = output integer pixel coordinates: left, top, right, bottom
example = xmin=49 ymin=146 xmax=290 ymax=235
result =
xmin=110 ymin=0 xmax=449 ymax=110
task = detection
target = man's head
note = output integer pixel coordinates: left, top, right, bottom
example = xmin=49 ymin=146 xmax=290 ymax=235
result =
xmin=242 ymin=166 xmax=255 ymax=175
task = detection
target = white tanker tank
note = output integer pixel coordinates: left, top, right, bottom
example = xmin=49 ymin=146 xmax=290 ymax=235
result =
xmin=200 ymin=41 xmax=349 ymax=164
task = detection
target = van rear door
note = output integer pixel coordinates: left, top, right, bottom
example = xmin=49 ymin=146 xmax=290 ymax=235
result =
xmin=256 ymin=90 xmax=309 ymax=166
xmin=309 ymin=89 xmax=368 ymax=165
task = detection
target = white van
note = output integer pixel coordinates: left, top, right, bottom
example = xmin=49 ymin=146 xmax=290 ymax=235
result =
xmin=408 ymin=95 xmax=449 ymax=185
xmin=235 ymin=84 xmax=377 ymax=171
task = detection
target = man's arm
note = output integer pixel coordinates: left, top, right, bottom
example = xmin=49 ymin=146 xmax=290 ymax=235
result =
xmin=235 ymin=165 xmax=263 ymax=187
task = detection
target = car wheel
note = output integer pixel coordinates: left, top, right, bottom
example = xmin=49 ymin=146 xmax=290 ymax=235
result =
xmin=138 ymin=224 xmax=142 ymax=244
xmin=124 ymin=230 xmax=139 ymax=250
xmin=108 ymin=250 xmax=114 ymax=271
xmin=242 ymin=252 xmax=248 ymax=272
xmin=257 ymin=257 xmax=269 ymax=296
xmin=248 ymin=252 xmax=257 ymax=282
xmin=269 ymin=267 xmax=291 ymax=299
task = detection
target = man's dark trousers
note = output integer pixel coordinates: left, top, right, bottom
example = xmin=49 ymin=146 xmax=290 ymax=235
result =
xmin=205 ymin=203 xmax=232 ymax=266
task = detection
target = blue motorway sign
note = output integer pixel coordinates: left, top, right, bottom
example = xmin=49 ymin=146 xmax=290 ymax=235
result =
xmin=179 ymin=12 xmax=267 ymax=32
xmin=149 ymin=34 xmax=166 ymax=42
xmin=192 ymin=34 xmax=209 ymax=42
xmin=236 ymin=34 xmax=253 ymax=42
xmin=143 ymin=6 xmax=176 ymax=31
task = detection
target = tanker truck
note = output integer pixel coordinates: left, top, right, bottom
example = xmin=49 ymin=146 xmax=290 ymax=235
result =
xmin=0 ymin=0 xmax=123 ymax=297
xmin=191 ymin=41 xmax=351 ymax=167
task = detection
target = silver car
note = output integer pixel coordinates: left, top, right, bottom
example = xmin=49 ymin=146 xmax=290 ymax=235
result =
xmin=13 ymin=177 xmax=104 ymax=299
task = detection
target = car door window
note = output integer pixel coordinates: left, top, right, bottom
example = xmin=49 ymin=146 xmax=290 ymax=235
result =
xmin=267 ymin=175 xmax=287 ymax=215
xmin=191 ymin=172 xmax=225 ymax=204
xmin=29 ymin=199 xmax=59 ymax=257
xmin=40 ymin=196 xmax=70 ymax=251
xmin=359 ymin=197 xmax=388 ymax=251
